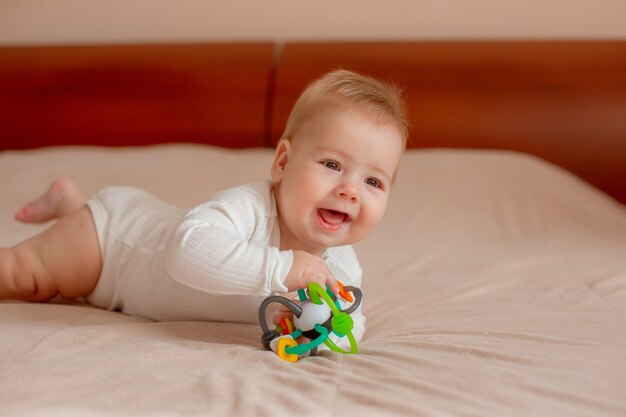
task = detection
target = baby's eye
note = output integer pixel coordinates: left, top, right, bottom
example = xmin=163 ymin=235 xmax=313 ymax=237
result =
xmin=322 ymin=160 xmax=340 ymax=171
xmin=365 ymin=177 xmax=382 ymax=189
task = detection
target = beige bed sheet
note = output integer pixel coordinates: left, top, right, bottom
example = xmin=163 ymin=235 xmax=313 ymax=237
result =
xmin=1 ymin=145 xmax=625 ymax=417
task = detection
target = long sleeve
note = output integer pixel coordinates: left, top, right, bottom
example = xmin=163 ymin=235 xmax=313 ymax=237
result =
xmin=164 ymin=181 xmax=291 ymax=297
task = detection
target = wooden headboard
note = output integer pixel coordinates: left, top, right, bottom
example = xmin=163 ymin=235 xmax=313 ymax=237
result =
xmin=1 ymin=41 xmax=625 ymax=203
xmin=0 ymin=43 xmax=274 ymax=148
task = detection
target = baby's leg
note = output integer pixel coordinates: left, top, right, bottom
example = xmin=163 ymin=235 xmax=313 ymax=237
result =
xmin=0 ymin=207 xmax=102 ymax=301
xmin=15 ymin=178 xmax=86 ymax=223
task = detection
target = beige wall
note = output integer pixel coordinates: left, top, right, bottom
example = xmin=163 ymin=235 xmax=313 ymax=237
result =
xmin=1 ymin=0 xmax=625 ymax=45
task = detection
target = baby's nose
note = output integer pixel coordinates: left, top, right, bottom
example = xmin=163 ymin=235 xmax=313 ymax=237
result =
xmin=337 ymin=183 xmax=359 ymax=202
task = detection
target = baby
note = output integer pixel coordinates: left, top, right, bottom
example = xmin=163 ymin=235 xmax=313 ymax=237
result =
xmin=0 ymin=69 xmax=407 ymax=344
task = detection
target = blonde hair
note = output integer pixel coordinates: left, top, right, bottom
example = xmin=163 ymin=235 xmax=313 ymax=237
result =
xmin=280 ymin=69 xmax=408 ymax=147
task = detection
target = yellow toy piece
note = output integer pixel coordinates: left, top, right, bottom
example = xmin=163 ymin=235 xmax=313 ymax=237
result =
xmin=277 ymin=337 xmax=298 ymax=362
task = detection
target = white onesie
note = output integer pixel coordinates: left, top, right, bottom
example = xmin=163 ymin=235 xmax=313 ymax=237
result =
xmin=85 ymin=180 xmax=365 ymax=343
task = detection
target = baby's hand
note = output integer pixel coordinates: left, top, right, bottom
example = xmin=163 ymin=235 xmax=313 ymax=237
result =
xmin=284 ymin=250 xmax=340 ymax=295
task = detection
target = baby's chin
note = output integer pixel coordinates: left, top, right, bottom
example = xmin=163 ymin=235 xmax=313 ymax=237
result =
xmin=314 ymin=235 xmax=362 ymax=250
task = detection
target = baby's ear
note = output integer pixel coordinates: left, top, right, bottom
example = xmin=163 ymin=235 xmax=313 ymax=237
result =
xmin=271 ymin=139 xmax=291 ymax=183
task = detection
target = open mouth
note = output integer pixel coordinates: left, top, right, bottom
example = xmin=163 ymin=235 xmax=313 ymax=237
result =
xmin=317 ymin=208 xmax=352 ymax=228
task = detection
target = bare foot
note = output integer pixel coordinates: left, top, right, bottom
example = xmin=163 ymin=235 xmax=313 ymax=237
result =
xmin=15 ymin=178 xmax=85 ymax=223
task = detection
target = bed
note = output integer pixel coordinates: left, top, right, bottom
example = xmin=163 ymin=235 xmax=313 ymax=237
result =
xmin=1 ymin=41 xmax=625 ymax=417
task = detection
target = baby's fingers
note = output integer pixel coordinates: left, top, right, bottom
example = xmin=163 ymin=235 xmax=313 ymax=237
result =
xmin=307 ymin=261 xmax=339 ymax=296
xmin=323 ymin=273 xmax=340 ymax=297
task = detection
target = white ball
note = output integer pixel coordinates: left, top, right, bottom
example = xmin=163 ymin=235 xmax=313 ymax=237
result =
xmin=294 ymin=300 xmax=332 ymax=331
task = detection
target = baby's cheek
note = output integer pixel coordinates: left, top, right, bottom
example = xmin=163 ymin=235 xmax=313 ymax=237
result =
xmin=365 ymin=200 xmax=387 ymax=228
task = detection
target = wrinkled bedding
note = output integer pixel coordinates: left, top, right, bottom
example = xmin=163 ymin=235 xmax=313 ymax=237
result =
xmin=1 ymin=144 xmax=625 ymax=417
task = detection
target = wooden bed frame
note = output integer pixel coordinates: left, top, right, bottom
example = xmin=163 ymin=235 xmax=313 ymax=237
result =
xmin=1 ymin=41 xmax=625 ymax=203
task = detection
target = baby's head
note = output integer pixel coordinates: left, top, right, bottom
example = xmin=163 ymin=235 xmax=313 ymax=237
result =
xmin=271 ymin=69 xmax=407 ymax=255
xmin=280 ymin=69 xmax=408 ymax=148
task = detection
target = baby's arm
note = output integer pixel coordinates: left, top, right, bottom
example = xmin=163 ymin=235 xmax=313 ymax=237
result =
xmin=163 ymin=184 xmax=338 ymax=297
xmin=165 ymin=219 xmax=291 ymax=296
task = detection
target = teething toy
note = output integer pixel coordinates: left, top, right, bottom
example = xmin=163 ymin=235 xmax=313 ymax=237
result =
xmin=259 ymin=281 xmax=362 ymax=362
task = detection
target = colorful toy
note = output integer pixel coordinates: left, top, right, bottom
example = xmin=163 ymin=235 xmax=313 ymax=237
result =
xmin=259 ymin=281 xmax=362 ymax=362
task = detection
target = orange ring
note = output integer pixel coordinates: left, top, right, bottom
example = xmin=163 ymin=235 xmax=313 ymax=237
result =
xmin=279 ymin=316 xmax=289 ymax=335
xmin=337 ymin=280 xmax=353 ymax=303
xmin=285 ymin=317 xmax=294 ymax=334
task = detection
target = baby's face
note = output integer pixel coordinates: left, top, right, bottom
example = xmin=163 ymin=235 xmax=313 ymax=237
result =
xmin=272 ymin=106 xmax=404 ymax=255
